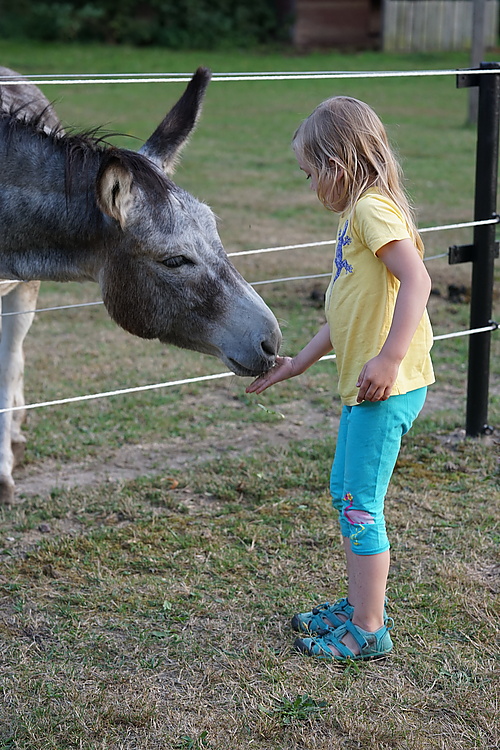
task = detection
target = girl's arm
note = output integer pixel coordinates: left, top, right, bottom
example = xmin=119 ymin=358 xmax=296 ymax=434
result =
xmin=356 ymin=238 xmax=432 ymax=403
xmin=246 ymin=322 xmax=333 ymax=395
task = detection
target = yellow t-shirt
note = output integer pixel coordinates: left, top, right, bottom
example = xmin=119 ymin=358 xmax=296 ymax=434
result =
xmin=324 ymin=190 xmax=435 ymax=406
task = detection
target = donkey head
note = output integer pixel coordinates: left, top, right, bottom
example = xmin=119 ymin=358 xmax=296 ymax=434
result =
xmin=95 ymin=69 xmax=281 ymax=377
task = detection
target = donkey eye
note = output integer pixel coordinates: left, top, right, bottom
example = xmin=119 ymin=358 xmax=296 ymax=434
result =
xmin=161 ymin=255 xmax=192 ymax=269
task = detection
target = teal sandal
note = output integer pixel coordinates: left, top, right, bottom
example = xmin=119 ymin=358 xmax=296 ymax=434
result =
xmin=291 ymin=597 xmax=388 ymax=637
xmin=291 ymin=598 xmax=354 ymax=636
xmin=294 ymin=618 xmax=394 ymax=662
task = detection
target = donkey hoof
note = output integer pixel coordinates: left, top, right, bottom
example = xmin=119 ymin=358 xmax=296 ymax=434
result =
xmin=0 ymin=478 xmax=15 ymax=505
xmin=12 ymin=440 xmax=26 ymax=468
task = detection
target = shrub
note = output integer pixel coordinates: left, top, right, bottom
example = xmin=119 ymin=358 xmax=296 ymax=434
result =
xmin=0 ymin=0 xmax=284 ymax=48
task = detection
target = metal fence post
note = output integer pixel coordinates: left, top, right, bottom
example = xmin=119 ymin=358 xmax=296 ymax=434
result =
xmin=466 ymin=63 xmax=500 ymax=437
xmin=467 ymin=62 xmax=500 ymax=436
xmin=456 ymin=62 xmax=500 ymax=436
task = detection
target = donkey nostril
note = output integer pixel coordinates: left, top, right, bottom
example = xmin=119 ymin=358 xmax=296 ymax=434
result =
xmin=261 ymin=337 xmax=278 ymax=358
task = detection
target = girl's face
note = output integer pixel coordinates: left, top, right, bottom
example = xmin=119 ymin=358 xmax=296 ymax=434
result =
xmin=295 ymin=153 xmax=319 ymax=192
xmin=295 ymin=151 xmax=345 ymax=211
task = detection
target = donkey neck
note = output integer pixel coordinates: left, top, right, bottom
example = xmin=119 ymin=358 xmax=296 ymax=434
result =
xmin=0 ymin=118 xmax=116 ymax=282
xmin=0 ymin=188 xmax=112 ymax=282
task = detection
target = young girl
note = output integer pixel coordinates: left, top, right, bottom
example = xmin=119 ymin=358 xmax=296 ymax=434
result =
xmin=246 ymin=96 xmax=434 ymax=661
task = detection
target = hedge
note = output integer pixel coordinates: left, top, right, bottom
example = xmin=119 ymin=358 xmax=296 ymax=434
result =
xmin=1 ymin=0 xmax=288 ymax=48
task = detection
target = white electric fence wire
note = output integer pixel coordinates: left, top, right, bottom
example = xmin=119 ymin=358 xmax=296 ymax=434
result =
xmin=419 ymin=217 xmax=499 ymax=233
xmin=0 ymin=324 xmax=496 ymax=415
xmin=252 ymin=272 xmax=331 ymax=287
xmin=0 ymin=68 xmax=496 ymax=86
xmin=1 ymin=216 xmax=498 ymax=312
xmin=227 ymin=217 xmax=499 ymax=258
xmin=433 ymin=326 xmax=496 ymax=340
xmin=0 ymin=301 xmax=103 ymax=316
xmin=228 ymin=239 xmax=336 ymax=258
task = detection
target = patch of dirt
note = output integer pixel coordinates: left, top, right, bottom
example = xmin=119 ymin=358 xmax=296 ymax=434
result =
xmin=11 ymin=382 xmax=471 ymax=500
xmin=13 ymin=395 xmax=337 ymax=499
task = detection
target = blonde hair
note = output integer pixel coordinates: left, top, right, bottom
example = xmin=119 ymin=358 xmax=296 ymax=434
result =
xmin=292 ymin=96 xmax=419 ymax=243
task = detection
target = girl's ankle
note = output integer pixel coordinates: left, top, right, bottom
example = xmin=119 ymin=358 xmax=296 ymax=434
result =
xmin=351 ymin=618 xmax=385 ymax=633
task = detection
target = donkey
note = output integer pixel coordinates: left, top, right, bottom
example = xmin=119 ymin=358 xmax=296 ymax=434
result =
xmin=0 ymin=66 xmax=281 ymax=503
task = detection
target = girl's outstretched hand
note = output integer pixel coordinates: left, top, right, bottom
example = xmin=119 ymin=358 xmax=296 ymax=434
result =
xmin=245 ymin=356 xmax=296 ymax=395
xmin=247 ymin=324 xmax=332 ymax=395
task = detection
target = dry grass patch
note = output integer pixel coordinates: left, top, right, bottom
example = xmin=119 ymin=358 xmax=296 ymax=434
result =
xmin=1 ymin=431 xmax=498 ymax=749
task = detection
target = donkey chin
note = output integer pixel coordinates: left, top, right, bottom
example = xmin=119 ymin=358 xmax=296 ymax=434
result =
xmin=161 ymin=335 xmax=280 ymax=378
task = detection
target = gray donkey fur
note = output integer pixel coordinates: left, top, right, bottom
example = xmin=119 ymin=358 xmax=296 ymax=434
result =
xmin=0 ymin=66 xmax=281 ymax=504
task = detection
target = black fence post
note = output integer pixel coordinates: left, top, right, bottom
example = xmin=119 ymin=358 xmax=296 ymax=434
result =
xmin=455 ymin=63 xmax=500 ymax=436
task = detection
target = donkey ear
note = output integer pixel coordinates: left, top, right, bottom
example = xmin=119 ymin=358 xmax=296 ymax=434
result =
xmin=138 ymin=67 xmax=211 ymax=176
xmin=96 ymin=155 xmax=134 ymax=228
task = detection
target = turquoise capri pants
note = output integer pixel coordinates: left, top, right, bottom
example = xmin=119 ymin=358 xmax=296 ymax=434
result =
xmin=330 ymin=387 xmax=427 ymax=556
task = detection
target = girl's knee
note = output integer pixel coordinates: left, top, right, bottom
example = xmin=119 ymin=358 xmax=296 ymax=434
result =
xmin=338 ymin=492 xmax=389 ymax=554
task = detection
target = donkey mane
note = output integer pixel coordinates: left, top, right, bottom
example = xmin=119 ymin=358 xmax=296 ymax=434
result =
xmin=0 ymin=107 xmax=171 ymax=202
xmin=2 ymin=100 xmax=64 ymax=136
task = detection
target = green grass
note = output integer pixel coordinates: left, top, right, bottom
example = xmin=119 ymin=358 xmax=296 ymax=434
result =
xmin=0 ymin=41 xmax=499 ymax=749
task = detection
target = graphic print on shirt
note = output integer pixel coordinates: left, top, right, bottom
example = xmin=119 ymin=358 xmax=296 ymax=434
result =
xmin=333 ymin=220 xmax=354 ymax=283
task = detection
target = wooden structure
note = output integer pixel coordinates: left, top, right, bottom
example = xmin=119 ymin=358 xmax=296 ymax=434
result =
xmin=383 ymin=0 xmax=499 ymax=52
xmin=293 ymin=0 xmax=380 ymax=49
xmin=288 ymin=0 xmax=499 ymax=52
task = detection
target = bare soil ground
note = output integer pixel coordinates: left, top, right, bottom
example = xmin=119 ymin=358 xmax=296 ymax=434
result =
xmin=13 ymin=382 xmax=469 ymax=499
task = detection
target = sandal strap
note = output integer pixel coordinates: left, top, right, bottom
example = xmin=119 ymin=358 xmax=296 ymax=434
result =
xmin=343 ymin=619 xmax=371 ymax=649
xmin=318 ymin=621 xmax=361 ymax=659
xmin=292 ymin=598 xmax=353 ymax=635
xmin=308 ymin=634 xmax=353 ymax=660
xmin=311 ymin=602 xmax=333 ymax=615
xmin=324 ymin=633 xmax=353 ymax=658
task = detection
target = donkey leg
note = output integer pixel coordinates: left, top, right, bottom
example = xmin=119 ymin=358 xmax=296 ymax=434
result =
xmin=0 ymin=281 xmax=40 ymax=503
xmin=10 ymin=285 xmax=41 ymax=467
